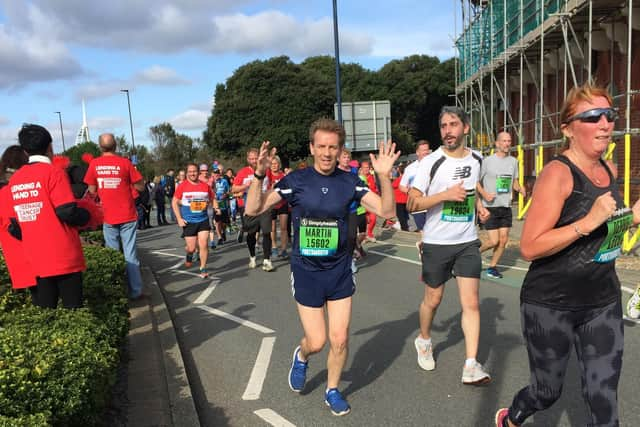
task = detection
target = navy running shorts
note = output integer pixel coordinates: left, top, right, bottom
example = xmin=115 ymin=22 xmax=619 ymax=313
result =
xmin=290 ymin=256 xmax=355 ymax=307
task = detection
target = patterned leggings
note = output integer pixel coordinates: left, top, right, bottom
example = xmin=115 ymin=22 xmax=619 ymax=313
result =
xmin=508 ymin=300 xmax=623 ymax=427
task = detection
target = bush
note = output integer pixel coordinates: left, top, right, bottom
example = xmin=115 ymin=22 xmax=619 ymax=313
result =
xmin=0 ymin=245 xmax=128 ymax=426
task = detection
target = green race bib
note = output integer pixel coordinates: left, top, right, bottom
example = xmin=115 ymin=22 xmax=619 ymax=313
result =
xmin=594 ymin=208 xmax=633 ymax=263
xmin=299 ymin=218 xmax=339 ymax=256
xmin=496 ymin=175 xmax=512 ymax=194
xmin=441 ymin=190 xmax=476 ymax=222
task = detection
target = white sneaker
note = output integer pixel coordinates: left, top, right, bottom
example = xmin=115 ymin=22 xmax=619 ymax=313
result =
xmin=262 ymin=259 xmax=274 ymax=272
xmin=414 ymin=336 xmax=435 ymax=371
xmin=462 ymin=361 xmax=491 ymax=385
xmin=392 ymin=221 xmax=401 ymax=231
xmin=248 ymin=256 xmax=257 ymax=269
xmin=627 ymin=287 xmax=640 ymax=319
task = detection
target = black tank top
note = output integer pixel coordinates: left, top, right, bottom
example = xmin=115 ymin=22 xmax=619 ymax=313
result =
xmin=521 ymin=155 xmax=622 ymax=310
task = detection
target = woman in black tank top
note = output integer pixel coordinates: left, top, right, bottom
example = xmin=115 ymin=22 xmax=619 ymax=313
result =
xmin=495 ymin=85 xmax=640 ymax=427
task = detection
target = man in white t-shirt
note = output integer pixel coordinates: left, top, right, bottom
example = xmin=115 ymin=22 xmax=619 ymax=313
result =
xmin=407 ymin=106 xmax=491 ymax=386
xmin=400 ymin=139 xmax=431 ymax=231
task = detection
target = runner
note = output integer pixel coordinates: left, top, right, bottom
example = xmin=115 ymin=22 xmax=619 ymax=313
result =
xmin=495 ymin=84 xmax=640 ymax=427
xmin=244 ymin=118 xmax=399 ymax=416
xmin=400 ymin=139 xmax=431 ymax=231
xmin=172 ymin=163 xmax=218 ymax=278
xmin=231 ymin=148 xmax=274 ymax=271
xmin=477 ymin=131 xmax=526 ymax=278
xmin=359 ymin=160 xmax=378 ymax=242
xmin=407 ymin=106 xmax=491 ymax=385
xmin=212 ymin=168 xmax=230 ymax=246
xmin=267 ymin=155 xmax=288 ymax=259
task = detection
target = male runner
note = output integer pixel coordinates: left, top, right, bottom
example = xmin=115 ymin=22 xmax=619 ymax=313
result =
xmin=400 ymin=139 xmax=431 ymax=231
xmin=407 ymin=106 xmax=491 ymax=385
xmin=245 ymin=118 xmax=399 ymax=416
xmin=172 ymin=163 xmax=218 ymax=278
xmin=477 ymin=131 xmax=526 ymax=278
xmin=212 ymin=168 xmax=230 ymax=246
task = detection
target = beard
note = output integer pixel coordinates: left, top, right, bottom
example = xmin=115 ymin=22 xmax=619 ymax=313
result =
xmin=442 ymin=137 xmax=463 ymax=152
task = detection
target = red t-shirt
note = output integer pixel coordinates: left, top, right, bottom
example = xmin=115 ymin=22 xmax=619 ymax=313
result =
xmin=233 ymin=166 xmax=254 ymax=208
xmin=0 ymin=186 xmax=36 ymax=288
xmin=84 ymin=155 xmax=142 ymax=224
xmin=392 ymin=175 xmax=408 ymax=204
xmin=267 ymin=170 xmax=286 ymax=209
xmin=7 ymin=162 xmax=85 ymax=278
xmin=366 ymin=174 xmax=379 ymax=195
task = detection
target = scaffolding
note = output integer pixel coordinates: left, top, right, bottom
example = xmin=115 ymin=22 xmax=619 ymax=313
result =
xmin=454 ymin=0 xmax=640 ymax=251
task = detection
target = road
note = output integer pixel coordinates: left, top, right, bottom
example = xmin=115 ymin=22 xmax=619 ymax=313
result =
xmin=137 ymin=225 xmax=640 ymax=427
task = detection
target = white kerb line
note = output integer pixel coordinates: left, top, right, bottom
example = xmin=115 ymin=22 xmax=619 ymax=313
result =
xmin=242 ymin=336 xmax=276 ymax=400
xmin=151 ymin=250 xmax=184 ymax=258
xmin=194 ymin=279 xmax=219 ymax=304
xmin=157 ymin=260 xmax=185 ymax=274
xmin=254 ymin=408 xmax=296 ymax=427
xmin=197 ymin=305 xmax=275 ymax=334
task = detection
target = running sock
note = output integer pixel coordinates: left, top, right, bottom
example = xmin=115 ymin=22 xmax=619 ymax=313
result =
xmin=416 ymin=336 xmax=432 ymax=347
xmin=464 ymin=358 xmax=477 ymax=368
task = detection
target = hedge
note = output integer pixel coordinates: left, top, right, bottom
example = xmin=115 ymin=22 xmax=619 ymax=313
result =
xmin=0 ymin=244 xmax=128 ymax=426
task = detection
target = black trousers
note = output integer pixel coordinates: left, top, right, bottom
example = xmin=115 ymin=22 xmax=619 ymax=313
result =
xmin=32 ymin=271 xmax=83 ymax=309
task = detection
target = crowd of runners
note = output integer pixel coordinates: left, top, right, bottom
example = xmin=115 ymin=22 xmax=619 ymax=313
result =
xmin=2 ymin=83 xmax=640 ymax=426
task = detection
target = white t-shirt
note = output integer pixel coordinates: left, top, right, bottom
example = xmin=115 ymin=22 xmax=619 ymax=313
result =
xmin=412 ymin=147 xmax=483 ymax=245
xmin=399 ymin=160 xmax=420 ymax=189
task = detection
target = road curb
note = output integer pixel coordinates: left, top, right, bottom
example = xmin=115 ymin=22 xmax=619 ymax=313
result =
xmin=143 ymin=266 xmax=201 ymax=427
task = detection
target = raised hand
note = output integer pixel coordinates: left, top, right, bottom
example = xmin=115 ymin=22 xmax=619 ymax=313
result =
xmin=445 ymin=181 xmax=467 ymax=202
xmin=256 ymin=140 xmax=276 ymax=175
xmin=369 ymin=139 xmax=400 ymax=177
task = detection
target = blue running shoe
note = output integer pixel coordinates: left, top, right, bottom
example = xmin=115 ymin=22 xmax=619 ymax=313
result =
xmin=288 ymin=346 xmax=307 ymax=392
xmin=486 ymin=267 xmax=503 ymax=279
xmin=325 ymin=388 xmax=351 ymax=416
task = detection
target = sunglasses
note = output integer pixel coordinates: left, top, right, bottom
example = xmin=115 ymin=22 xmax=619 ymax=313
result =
xmin=564 ymin=107 xmax=618 ymax=124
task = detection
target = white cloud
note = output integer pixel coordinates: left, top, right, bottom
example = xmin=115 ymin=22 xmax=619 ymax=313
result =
xmin=134 ymin=66 xmax=190 ymax=86
xmin=371 ymin=31 xmax=455 ymax=59
xmin=169 ymin=109 xmax=208 ymax=130
xmin=0 ymin=116 xmax=9 ymax=126
xmin=208 ymin=11 xmax=372 ymax=56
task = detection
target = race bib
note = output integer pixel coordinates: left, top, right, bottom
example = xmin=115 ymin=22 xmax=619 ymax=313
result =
xmin=441 ymin=190 xmax=476 ymax=222
xmin=299 ymin=218 xmax=339 ymax=256
xmin=189 ymin=199 xmax=207 ymax=213
xmin=594 ymin=208 xmax=633 ymax=263
xmin=496 ymin=175 xmax=512 ymax=194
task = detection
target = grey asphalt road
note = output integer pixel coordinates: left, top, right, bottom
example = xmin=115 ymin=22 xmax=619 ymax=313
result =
xmin=137 ymin=225 xmax=640 ymax=427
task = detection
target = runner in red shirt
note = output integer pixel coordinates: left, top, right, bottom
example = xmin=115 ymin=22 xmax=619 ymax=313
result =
xmin=267 ymin=155 xmax=288 ymax=259
xmin=84 ymin=133 xmax=145 ymax=299
xmin=6 ymin=124 xmax=90 ymax=308
xmin=172 ymin=163 xmax=217 ymax=278
xmin=232 ymin=148 xmax=274 ymax=271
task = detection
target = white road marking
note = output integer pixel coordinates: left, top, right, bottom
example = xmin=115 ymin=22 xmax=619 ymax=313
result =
xmin=621 ymin=285 xmax=635 ymax=295
xmin=197 ymin=305 xmax=275 ymax=334
xmin=254 ymin=409 xmax=296 ymax=427
xmin=194 ymin=279 xmax=220 ymax=304
xmin=170 ymin=269 xmax=206 ymax=279
xmin=157 ymin=260 xmax=185 ymax=274
xmin=242 ymin=336 xmax=276 ymax=400
xmin=367 ymin=250 xmax=421 ymax=265
xmin=152 ymin=251 xmax=184 ymax=259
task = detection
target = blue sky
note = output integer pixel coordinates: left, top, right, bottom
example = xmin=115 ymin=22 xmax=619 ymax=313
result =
xmin=0 ymin=1 xmax=457 ymax=154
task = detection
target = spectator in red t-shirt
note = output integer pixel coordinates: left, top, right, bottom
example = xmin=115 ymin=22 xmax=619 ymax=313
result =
xmin=231 ymin=148 xmax=274 ymax=271
xmin=5 ymin=124 xmax=90 ymax=308
xmin=0 ymin=145 xmax=36 ymax=294
xmin=84 ymin=133 xmax=145 ymax=300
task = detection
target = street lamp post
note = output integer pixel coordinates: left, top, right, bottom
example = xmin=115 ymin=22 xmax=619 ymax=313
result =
xmin=54 ymin=111 xmax=66 ymax=152
xmin=120 ymin=89 xmax=136 ymax=151
xmin=332 ymin=0 xmax=342 ymax=124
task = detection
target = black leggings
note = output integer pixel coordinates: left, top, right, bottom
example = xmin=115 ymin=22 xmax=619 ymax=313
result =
xmin=244 ymin=213 xmax=272 ymax=258
xmin=32 ymin=272 xmax=83 ymax=309
xmin=507 ymin=300 xmax=623 ymax=427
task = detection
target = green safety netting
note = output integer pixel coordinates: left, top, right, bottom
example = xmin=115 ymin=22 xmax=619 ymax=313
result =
xmin=456 ymin=0 xmax=564 ymax=81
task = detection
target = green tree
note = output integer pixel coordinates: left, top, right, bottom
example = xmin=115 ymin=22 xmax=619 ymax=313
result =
xmin=150 ymin=123 xmax=197 ymax=171
xmin=63 ymin=141 xmax=100 ymax=165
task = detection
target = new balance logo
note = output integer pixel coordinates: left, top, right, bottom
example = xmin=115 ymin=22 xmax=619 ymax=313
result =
xmin=452 ymin=166 xmax=472 ymax=179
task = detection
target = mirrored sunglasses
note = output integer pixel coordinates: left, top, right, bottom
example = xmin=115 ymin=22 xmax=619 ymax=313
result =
xmin=564 ymin=107 xmax=618 ymax=124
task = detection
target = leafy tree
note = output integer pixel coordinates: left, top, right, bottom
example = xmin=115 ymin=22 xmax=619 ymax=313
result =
xmin=63 ymin=141 xmax=100 ymax=165
xmin=149 ymin=123 xmax=197 ymax=172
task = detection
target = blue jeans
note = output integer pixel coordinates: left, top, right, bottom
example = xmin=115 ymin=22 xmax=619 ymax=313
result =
xmin=103 ymin=221 xmax=143 ymax=298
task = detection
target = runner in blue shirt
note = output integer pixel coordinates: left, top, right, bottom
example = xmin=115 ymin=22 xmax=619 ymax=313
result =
xmin=245 ymin=118 xmax=399 ymax=416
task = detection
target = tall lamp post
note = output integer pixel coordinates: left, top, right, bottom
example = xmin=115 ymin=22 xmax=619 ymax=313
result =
xmin=120 ymin=89 xmax=136 ymax=151
xmin=332 ymin=0 xmax=342 ymax=124
xmin=54 ymin=111 xmax=66 ymax=152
